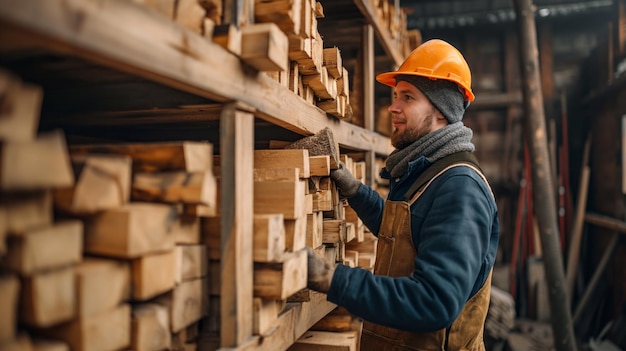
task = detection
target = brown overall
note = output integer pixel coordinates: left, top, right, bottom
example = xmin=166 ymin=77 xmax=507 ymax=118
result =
xmin=361 ymin=158 xmax=494 ymax=351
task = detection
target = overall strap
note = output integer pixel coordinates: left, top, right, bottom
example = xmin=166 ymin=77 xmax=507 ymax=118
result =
xmin=403 ymin=152 xmax=483 ymax=202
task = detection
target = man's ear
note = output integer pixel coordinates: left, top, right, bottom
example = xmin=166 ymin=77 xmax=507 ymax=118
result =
xmin=435 ymin=109 xmax=448 ymax=123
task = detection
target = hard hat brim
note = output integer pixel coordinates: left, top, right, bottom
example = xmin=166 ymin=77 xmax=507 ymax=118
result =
xmin=375 ymin=71 xmax=400 ymax=87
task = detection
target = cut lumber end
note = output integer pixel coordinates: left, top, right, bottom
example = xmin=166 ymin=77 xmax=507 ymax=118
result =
xmin=284 ymin=127 xmax=339 ymax=169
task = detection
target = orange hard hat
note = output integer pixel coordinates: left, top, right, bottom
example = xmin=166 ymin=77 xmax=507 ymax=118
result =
xmin=376 ymin=39 xmax=475 ymax=102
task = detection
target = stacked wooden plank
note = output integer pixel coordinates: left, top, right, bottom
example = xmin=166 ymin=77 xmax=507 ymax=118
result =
xmin=0 ymin=70 xmax=77 ymax=350
xmin=369 ymin=0 xmax=412 ymax=57
xmin=131 ymin=0 xmax=354 ymax=120
xmin=64 ymin=140 xmax=216 ymax=350
xmin=132 ymin=0 xmax=212 ymax=34
xmin=287 ymin=153 xmax=373 ymax=351
xmin=200 ymin=148 xmax=321 ymax=344
xmin=210 ymin=144 xmax=379 ymax=348
xmin=0 ymin=69 xmax=219 ymax=351
xmin=253 ymin=1 xmax=353 ymax=120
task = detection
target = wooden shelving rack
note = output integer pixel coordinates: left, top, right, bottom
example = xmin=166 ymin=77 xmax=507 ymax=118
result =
xmin=0 ymin=0 xmax=411 ymax=350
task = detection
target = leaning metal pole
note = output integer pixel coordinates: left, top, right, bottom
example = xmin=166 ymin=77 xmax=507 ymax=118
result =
xmin=512 ymin=0 xmax=578 ymax=350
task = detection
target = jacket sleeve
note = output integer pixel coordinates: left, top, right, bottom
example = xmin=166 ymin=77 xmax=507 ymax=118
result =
xmin=346 ymin=184 xmax=386 ymax=236
xmin=327 ymin=172 xmax=496 ymax=332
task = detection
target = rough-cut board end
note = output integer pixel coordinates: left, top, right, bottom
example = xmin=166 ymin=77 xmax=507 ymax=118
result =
xmin=284 ymin=127 xmax=339 ymax=169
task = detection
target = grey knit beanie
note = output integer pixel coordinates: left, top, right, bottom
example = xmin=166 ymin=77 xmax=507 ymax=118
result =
xmin=396 ymin=75 xmax=466 ymax=124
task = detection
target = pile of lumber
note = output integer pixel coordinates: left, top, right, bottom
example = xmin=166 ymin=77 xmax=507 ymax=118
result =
xmin=252 ymin=0 xmax=353 ymax=120
xmin=0 ymin=69 xmax=379 ymax=351
xmin=132 ymin=0 xmax=354 ymax=121
xmin=368 ymin=0 xmax=421 ymax=57
xmin=249 ymin=147 xmax=375 ymax=351
xmin=0 ymin=70 xmax=75 ymax=350
xmin=0 ymin=69 xmax=217 ymax=350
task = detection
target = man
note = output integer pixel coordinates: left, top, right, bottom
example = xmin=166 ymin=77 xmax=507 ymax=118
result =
xmin=306 ymin=39 xmax=500 ymax=350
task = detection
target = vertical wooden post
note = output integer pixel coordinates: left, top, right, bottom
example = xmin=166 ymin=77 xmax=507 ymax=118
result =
xmin=512 ymin=1 xmax=577 ymax=350
xmin=220 ymin=103 xmax=254 ymax=347
xmin=363 ymin=24 xmax=374 ymax=132
xmin=363 ymin=24 xmax=377 ymax=186
xmin=539 ymin=23 xmax=554 ymax=120
xmin=617 ymin=0 xmax=626 ymax=57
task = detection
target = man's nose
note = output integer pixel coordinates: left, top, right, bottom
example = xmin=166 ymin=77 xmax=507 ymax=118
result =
xmin=388 ymin=100 xmax=400 ymax=114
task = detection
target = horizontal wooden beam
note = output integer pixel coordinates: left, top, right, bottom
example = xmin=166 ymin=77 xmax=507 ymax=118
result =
xmin=585 ymin=212 xmax=626 ymax=235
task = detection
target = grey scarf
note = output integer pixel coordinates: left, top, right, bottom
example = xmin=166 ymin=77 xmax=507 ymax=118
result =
xmin=385 ymin=122 xmax=475 ymax=178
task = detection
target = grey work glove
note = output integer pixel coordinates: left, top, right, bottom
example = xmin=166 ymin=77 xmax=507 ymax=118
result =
xmin=306 ymin=247 xmax=336 ymax=294
xmin=330 ymin=162 xmax=361 ymax=198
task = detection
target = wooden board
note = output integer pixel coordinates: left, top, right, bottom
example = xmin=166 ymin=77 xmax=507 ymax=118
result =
xmin=131 ymin=303 xmax=171 ymax=351
xmin=253 ymin=298 xmax=284 ymax=335
xmin=322 ymin=219 xmax=346 ymax=244
xmin=241 ymin=22 xmax=289 ymax=72
xmin=323 ymin=47 xmax=342 ymax=79
xmin=75 ymin=258 xmax=130 ymax=318
xmin=132 ymin=170 xmax=217 ymax=206
xmin=132 ymin=250 xmax=176 ymax=300
xmin=174 ymin=244 xmax=208 ymax=284
xmin=343 ymin=249 xmax=358 ymax=268
xmin=213 ymin=24 xmax=242 ymax=55
xmin=5 ymin=221 xmax=82 ymax=275
xmin=1 ymin=130 xmax=74 ymax=190
xmin=0 ymin=334 xmax=33 ymax=351
xmin=312 ymin=190 xmax=332 ymax=212
xmin=70 ymin=141 xmax=213 ymax=173
xmin=219 ymin=106 xmax=254 ymax=347
xmin=31 ymin=339 xmax=69 ymax=351
xmin=220 ymin=291 xmax=336 ymax=351
xmin=20 ymin=267 xmax=75 ymax=328
xmin=254 ymin=168 xmax=299 ymax=182
xmin=157 ymin=278 xmax=207 ymax=332
xmin=0 ymin=70 xmax=42 ymax=142
xmin=40 ymin=304 xmax=131 ymax=351
xmin=132 ymin=0 xmax=175 ymax=18
xmin=0 ymin=191 xmax=52 ymax=235
xmin=306 ymin=212 xmax=323 ymax=249
xmin=254 ymin=149 xmax=310 ymax=179
xmin=305 ymin=193 xmax=313 ymax=213
xmin=253 ymin=214 xmax=286 ymax=263
xmin=83 ymin=202 xmax=176 ymax=258
xmin=308 ymin=156 xmax=330 ymax=176
xmin=288 ymin=330 xmax=358 ymax=351
xmin=285 ymin=216 xmax=307 ymax=251
xmin=172 ymin=215 xmax=201 ymax=244
xmin=311 ymin=308 xmax=354 ymax=332
xmin=54 ymin=155 xmax=131 ymax=214
xmin=254 ymin=0 xmax=301 ymax=36
xmin=0 ymin=275 xmax=19 ymax=342
xmin=345 ymin=233 xmax=377 ymax=255
xmin=253 ymin=249 xmax=307 ymax=299
xmin=255 ymin=179 xmax=306 ymax=219
xmin=174 ymin=0 xmax=205 ymax=34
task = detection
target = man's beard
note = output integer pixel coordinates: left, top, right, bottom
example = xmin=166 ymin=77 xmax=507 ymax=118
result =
xmin=390 ymin=111 xmax=437 ymax=149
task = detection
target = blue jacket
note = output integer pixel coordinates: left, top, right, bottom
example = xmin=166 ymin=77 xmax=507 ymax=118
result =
xmin=327 ymin=155 xmax=500 ymax=332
